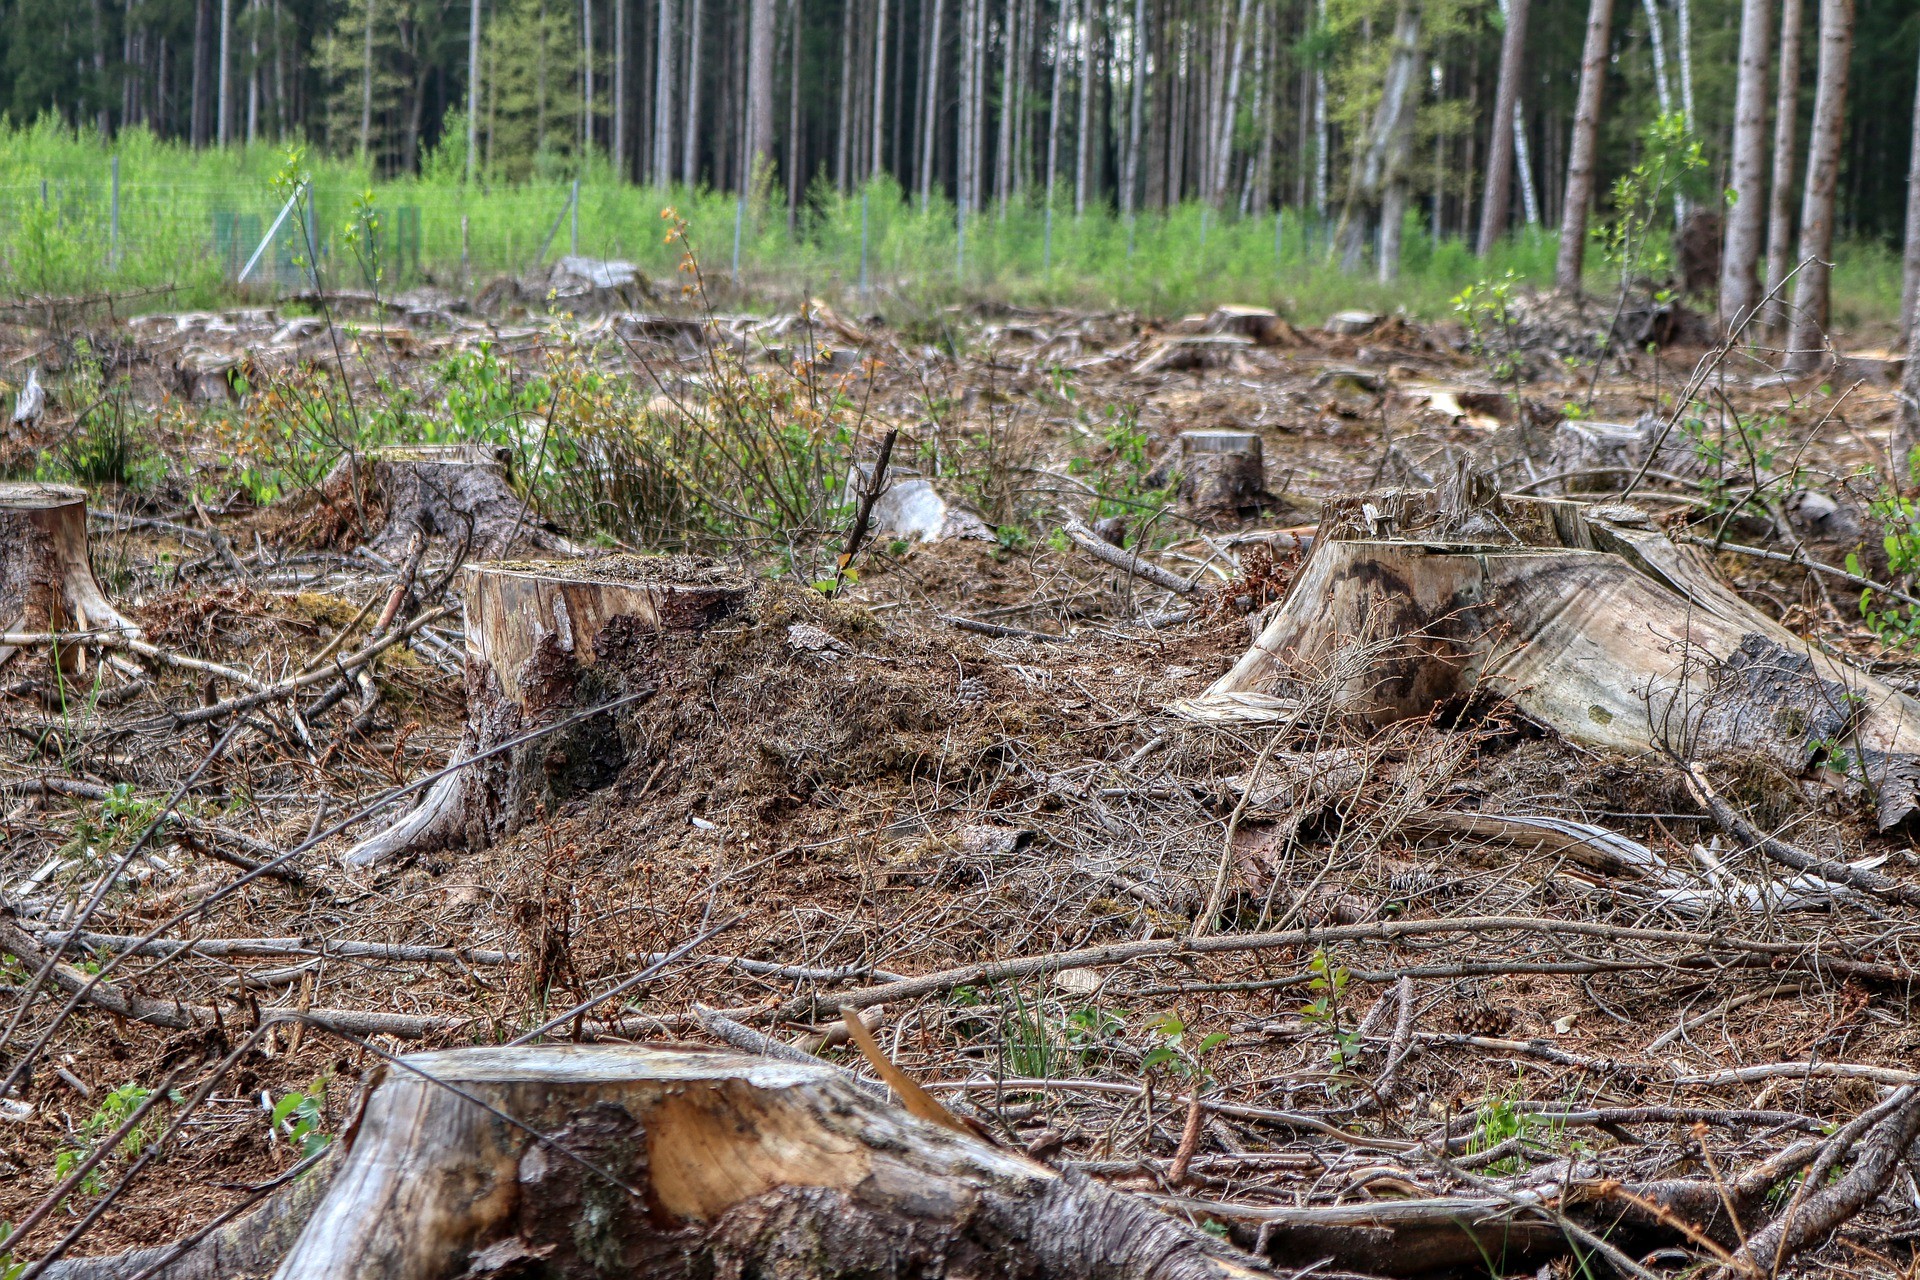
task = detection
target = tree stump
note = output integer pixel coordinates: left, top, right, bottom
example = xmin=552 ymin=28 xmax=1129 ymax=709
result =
xmin=340 ymin=557 xmax=748 ymax=866
xmin=1183 ymin=487 xmax=1920 ymax=829
xmin=323 ymin=444 xmax=579 ymax=561
xmin=0 ymin=483 xmax=141 ymax=670
xmin=1176 ymin=431 xmax=1266 ymax=515
xmin=264 ymin=1044 xmax=1264 ymax=1280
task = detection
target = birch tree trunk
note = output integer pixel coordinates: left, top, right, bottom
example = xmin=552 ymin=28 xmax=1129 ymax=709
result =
xmin=1785 ymin=0 xmax=1854 ymax=373
xmin=1477 ymin=0 xmax=1529 ymax=253
xmin=1900 ymin=37 xmax=1920 ymax=348
xmin=1074 ymin=0 xmax=1093 ymax=214
xmin=997 ymin=0 xmax=1016 ymax=209
xmin=1046 ymin=0 xmax=1067 ymax=208
xmin=1762 ymin=0 xmax=1804 ymax=331
xmin=652 ymin=0 xmax=674 ymax=184
xmin=1675 ymin=0 xmax=1696 ymax=129
xmin=466 ymin=0 xmax=480 ymax=180
xmin=1312 ymin=0 xmax=1327 ymax=218
xmin=1210 ymin=0 xmax=1252 ymax=205
xmin=1641 ymin=0 xmax=1674 ymax=117
xmin=1718 ymin=0 xmax=1772 ymax=330
xmin=747 ymin=0 xmax=776 ymax=183
xmin=612 ymin=0 xmax=627 ymax=177
xmin=1554 ymin=0 xmax=1615 ymax=292
xmin=958 ymin=0 xmax=975 ymax=213
xmin=681 ymin=0 xmax=702 ymax=181
xmin=1900 ymin=261 xmax=1920 ymax=470
xmin=1375 ymin=0 xmax=1421 ymax=281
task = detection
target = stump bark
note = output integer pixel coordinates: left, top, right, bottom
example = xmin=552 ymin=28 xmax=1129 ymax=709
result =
xmin=1186 ymin=488 xmax=1920 ymax=828
xmin=1175 ymin=432 xmax=1266 ymax=516
xmin=340 ymin=557 xmax=748 ymax=866
xmin=325 ymin=445 xmax=579 ymax=561
xmin=0 ymin=483 xmax=141 ymax=669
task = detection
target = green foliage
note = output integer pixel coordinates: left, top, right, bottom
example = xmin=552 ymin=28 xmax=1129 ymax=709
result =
xmin=1452 ymin=270 xmax=1527 ymax=412
xmin=1855 ymin=491 xmax=1920 ymax=649
xmin=52 ymin=1081 xmax=160 ymax=1202
xmin=1140 ymin=1012 xmax=1228 ymax=1081
xmin=272 ymin=1080 xmax=332 ymax=1158
xmin=1300 ymin=949 xmax=1362 ymax=1077
xmin=1601 ymin=113 xmax=1708 ymax=290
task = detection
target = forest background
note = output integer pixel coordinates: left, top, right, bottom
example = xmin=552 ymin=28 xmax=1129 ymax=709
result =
xmin=0 ymin=0 xmax=1914 ymax=325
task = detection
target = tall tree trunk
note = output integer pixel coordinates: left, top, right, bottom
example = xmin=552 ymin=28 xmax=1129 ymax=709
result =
xmin=612 ymin=0 xmax=627 ymax=176
xmin=1900 ymin=258 xmax=1920 ymax=472
xmin=1514 ymin=99 xmax=1540 ymax=224
xmin=1719 ymin=0 xmax=1772 ymax=331
xmin=1554 ymin=0 xmax=1614 ymax=292
xmin=1122 ymin=0 xmax=1145 ymax=214
xmin=1376 ymin=1 xmax=1422 ymax=279
xmin=190 ymin=0 xmax=210 ymax=146
xmin=1074 ymin=0 xmax=1092 ymax=213
xmin=247 ymin=1 xmax=260 ymax=142
xmin=1210 ymin=0 xmax=1251 ymax=204
xmin=1675 ymin=0 xmax=1695 ymax=128
xmin=1046 ymin=0 xmax=1068 ymax=209
xmin=1641 ymin=0 xmax=1673 ymax=117
xmin=1477 ymin=0 xmax=1528 ymax=253
xmin=872 ymin=0 xmax=890 ymax=179
xmin=652 ymin=0 xmax=673 ymax=183
xmin=788 ymin=0 xmax=803 ymax=218
xmin=1252 ymin=0 xmax=1273 ymax=213
xmin=1785 ymin=0 xmax=1852 ymax=372
xmin=467 ymin=0 xmax=481 ymax=178
xmin=1762 ymin=0 xmax=1804 ymax=331
xmin=835 ymin=0 xmax=854 ymax=186
xmin=359 ymin=0 xmax=375 ymax=161
xmin=996 ymin=0 xmax=1016 ymax=208
xmin=1311 ymin=0 xmax=1327 ymax=218
xmin=216 ymin=0 xmax=231 ymax=144
xmin=681 ymin=0 xmax=702 ymax=181
xmin=1900 ymin=37 xmax=1920 ymax=348
xmin=747 ymin=0 xmax=776 ymax=184
xmin=919 ymin=0 xmax=946 ymax=201
xmin=583 ymin=0 xmax=596 ymax=155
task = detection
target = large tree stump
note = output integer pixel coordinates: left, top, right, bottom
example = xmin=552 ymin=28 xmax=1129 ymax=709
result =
xmin=0 ymin=483 xmax=141 ymax=669
xmin=1175 ymin=431 xmax=1266 ymax=516
xmin=340 ymin=557 xmax=748 ymax=866
xmin=1182 ymin=488 xmax=1920 ymax=828
xmin=323 ymin=444 xmax=579 ymax=561
xmin=269 ymin=1045 xmax=1264 ymax=1280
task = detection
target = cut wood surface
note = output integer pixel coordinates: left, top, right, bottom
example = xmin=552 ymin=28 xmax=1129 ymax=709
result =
xmin=324 ymin=444 xmax=580 ymax=560
xmin=1187 ymin=487 xmax=1920 ymax=828
xmin=339 ymin=556 xmax=750 ymax=865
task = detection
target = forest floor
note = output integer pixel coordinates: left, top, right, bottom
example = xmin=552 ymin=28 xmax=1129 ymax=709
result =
xmin=2 ymin=281 xmax=1920 ymax=1279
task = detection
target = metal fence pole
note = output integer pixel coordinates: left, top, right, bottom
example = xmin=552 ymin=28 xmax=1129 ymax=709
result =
xmin=859 ymin=189 xmax=870 ymax=295
xmin=732 ymin=191 xmax=745 ymax=285
xmin=1275 ymin=208 xmax=1283 ymax=266
xmin=109 ymin=155 xmax=120 ymax=267
xmin=569 ymin=178 xmax=580 ymax=255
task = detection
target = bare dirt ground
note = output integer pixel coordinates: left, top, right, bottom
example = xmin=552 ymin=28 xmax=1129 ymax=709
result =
xmin=2 ymin=289 xmax=1919 ymax=1278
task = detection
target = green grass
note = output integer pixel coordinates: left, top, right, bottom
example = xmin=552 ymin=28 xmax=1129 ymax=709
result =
xmin=0 ymin=117 xmax=1903 ymax=330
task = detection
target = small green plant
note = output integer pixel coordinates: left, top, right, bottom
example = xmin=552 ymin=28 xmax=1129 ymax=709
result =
xmin=1857 ymin=490 xmax=1920 ymax=649
xmin=0 ymin=1220 xmax=25 ymax=1280
xmin=341 ymin=188 xmax=385 ymax=296
xmin=52 ymin=1082 xmax=161 ymax=1201
xmin=1300 ymin=949 xmax=1362 ymax=1076
xmin=1141 ymin=1012 xmax=1227 ymax=1081
xmin=271 ymin=1079 xmax=332 ymax=1158
xmin=1601 ymin=113 xmax=1708 ymax=294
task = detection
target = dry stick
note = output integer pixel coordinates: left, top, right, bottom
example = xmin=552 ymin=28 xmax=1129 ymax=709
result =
xmin=1167 ymin=1087 xmax=1209 ymax=1186
xmin=1675 ymin=757 xmax=1920 ymax=907
xmin=504 ymin=914 xmax=742 ymax=1046
xmin=1062 ymin=518 xmax=1196 ymax=595
xmin=836 ymin=427 xmax=899 ymax=586
xmin=29 ymin=930 xmax=515 ymax=965
xmin=785 ymin=914 xmax=1912 ymax=1022
xmin=1197 ymin=728 xmax=1288 ymax=937
xmin=1679 ymin=534 xmax=1920 ymax=613
xmin=0 ymin=690 xmax=657 ymax=1100
xmin=1721 ymin=1086 xmax=1920 ymax=1278
xmin=159 ymin=604 xmax=454 ymax=728
xmin=0 ymin=631 xmax=268 ymax=693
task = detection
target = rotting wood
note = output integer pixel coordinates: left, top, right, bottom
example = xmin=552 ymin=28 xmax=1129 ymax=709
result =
xmin=0 ymin=484 xmax=142 ymax=673
xmin=1185 ymin=488 xmax=1920 ymax=829
xmin=339 ymin=557 xmax=749 ymax=866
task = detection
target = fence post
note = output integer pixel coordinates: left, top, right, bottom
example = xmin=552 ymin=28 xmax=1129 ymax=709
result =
xmin=109 ymin=155 xmax=120 ymax=267
xmin=1275 ymin=208 xmax=1283 ymax=266
xmin=956 ymin=201 xmax=966 ymax=282
xmin=1043 ymin=185 xmax=1053 ymax=274
xmin=569 ymin=178 xmax=580 ymax=255
xmin=732 ymin=191 xmax=745 ymax=285
xmin=461 ymin=213 xmax=471 ymax=289
xmin=859 ymin=189 xmax=870 ymax=296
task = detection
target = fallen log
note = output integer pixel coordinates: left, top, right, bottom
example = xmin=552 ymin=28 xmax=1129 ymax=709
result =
xmin=0 ymin=483 xmax=141 ymax=672
xmin=164 ymin=1045 xmax=1268 ymax=1280
xmin=1183 ymin=487 xmax=1920 ymax=829
xmin=339 ymin=556 xmax=748 ymax=866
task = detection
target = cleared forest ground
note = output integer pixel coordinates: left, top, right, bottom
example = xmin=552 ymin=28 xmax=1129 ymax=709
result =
xmin=2 ymin=284 xmax=1920 ymax=1278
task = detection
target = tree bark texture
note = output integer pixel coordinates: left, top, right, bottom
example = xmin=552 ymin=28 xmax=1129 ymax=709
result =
xmin=1555 ymin=0 xmax=1614 ymax=292
xmin=1786 ymin=0 xmax=1853 ymax=371
xmin=747 ymin=0 xmax=777 ymax=179
xmin=1187 ymin=487 xmax=1920 ymax=830
xmin=1901 ymin=34 xmax=1920 ymax=347
xmin=322 ymin=444 xmax=578 ymax=562
xmin=1763 ymin=0 xmax=1806 ymax=332
xmin=1476 ymin=0 xmax=1528 ymax=254
xmin=1719 ymin=0 xmax=1773 ymax=331
xmin=0 ymin=483 xmax=142 ymax=671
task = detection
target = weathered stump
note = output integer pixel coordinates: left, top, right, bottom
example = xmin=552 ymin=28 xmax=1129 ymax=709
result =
xmin=340 ymin=556 xmax=748 ymax=866
xmin=324 ymin=444 xmax=579 ymax=561
xmin=293 ymin=1046 xmax=1267 ymax=1280
xmin=0 ymin=483 xmax=141 ymax=670
xmin=1176 ymin=431 xmax=1266 ymax=515
xmin=1183 ymin=488 xmax=1920 ymax=828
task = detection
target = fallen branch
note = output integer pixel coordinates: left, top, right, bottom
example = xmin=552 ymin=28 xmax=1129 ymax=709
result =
xmin=1062 ymin=518 xmax=1196 ymax=594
